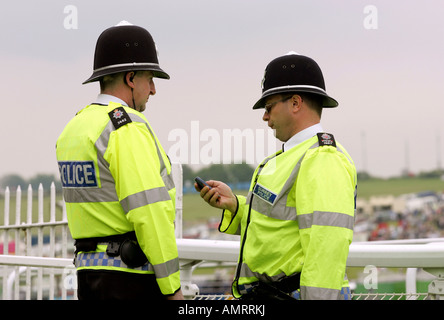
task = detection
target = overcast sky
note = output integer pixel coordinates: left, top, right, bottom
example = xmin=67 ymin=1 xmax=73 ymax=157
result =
xmin=1 ymin=0 xmax=444 ymax=180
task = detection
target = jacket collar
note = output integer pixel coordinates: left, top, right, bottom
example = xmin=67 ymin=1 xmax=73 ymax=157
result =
xmin=282 ymin=123 xmax=324 ymax=152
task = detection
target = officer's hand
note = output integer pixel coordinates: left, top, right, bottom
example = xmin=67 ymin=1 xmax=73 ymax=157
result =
xmin=166 ymin=289 xmax=184 ymax=300
xmin=195 ymin=180 xmax=237 ymax=213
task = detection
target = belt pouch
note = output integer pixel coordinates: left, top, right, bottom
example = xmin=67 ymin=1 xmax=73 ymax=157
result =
xmin=120 ymin=239 xmax=148 ymax=268
xmin=74 ymin=239 xmax=98 ymax=253
xmin=250 ymin=282 xmax=297 ymax=301
xmin=106 ymin=241 xmax=121 ymax=257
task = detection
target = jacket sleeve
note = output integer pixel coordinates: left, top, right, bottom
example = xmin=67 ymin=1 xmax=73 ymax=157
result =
xmin=219 ymin=195 xmax=247 ymax=235
xmin=296 ymin=146 xmax=356 ymax=300
xmin=105 ymin=121 xmax=180 ymax=296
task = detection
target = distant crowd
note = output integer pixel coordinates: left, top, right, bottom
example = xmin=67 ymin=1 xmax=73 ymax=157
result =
xmin=369 ymin=200 xmax=444 ymax=241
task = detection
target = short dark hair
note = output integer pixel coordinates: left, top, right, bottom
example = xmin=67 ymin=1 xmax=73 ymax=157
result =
xmin=292 ymin=92 xmax=323 ymax=117
xmin=99 ymin=72 xmax=124 ymax=92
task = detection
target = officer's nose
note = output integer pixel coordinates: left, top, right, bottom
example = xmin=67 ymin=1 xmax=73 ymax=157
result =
xmin=150 ymin=79 xmax=156 ymax=96
xmin=262 ymin=110 xmax=269 ymax=122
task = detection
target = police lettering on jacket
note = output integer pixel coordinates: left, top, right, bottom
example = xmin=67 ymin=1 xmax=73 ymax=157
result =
xmin=58 ymin=161 xmax=98 ymax=188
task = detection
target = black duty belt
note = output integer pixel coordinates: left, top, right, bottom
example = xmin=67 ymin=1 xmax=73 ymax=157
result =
xmin=240 ymin=273 xmax=301 ymax=301
xmin=74 ymin=231 xmax=137 ymax=253
xmin=74 ymin=231 xmax=148 ymax=268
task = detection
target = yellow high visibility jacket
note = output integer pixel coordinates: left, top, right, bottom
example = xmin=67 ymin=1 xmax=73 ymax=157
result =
xmin=219 ymin=133 xmax=357 ymax=299
xmin=56 ymin=101 xmax=180 ymax=295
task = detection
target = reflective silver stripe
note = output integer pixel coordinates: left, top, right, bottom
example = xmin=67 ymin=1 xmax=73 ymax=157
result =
xmin=93 ymin=62 xmax=160 ymax=73
xmin=120 ymin=187 xmax=172 ymax=213
xmin=63 ymin=108 xmax=175 ymax=204
xmin=300 ymin=286 xmax=341 ymax=300
xmin=152 ymin=257 xmax=180 ymax=279
xmin=262 ymin=84 xmax=327 ymax=97
xmin=250 ymin=142 xmax=318 ymax=221
xmin=75 ymin=251 xmax=153 ymax=272
xmin=298 ymin=211 xmax=355 ymax=231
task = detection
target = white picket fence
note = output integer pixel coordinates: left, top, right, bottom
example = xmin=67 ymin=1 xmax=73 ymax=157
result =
xmin=0 ymin=182 xmax=73 ymax=299
xmin=1 ymin=163 xmax=444 ymax=300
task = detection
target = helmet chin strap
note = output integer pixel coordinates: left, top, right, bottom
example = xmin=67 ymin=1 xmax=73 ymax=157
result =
xmin=131 ymin=87 xmax=137 ymax=111
xmin=126 ymin=71 xmax=137 ymax=110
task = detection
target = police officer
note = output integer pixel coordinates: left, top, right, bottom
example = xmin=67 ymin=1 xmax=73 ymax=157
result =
xmin=197 ymin=52 xmax=357 ymax=300
xmin=56 ymin=21 xmax=183 ymax=300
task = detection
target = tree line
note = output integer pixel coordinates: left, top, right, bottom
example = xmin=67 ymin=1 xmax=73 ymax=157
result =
xmin=357 ymin=168 xmax=444 ymax=181
xmin=2 ymin=166 xmax=441 ymax=194
xmin=0 ymin=173 xmax=62 ymax=193
xmin=182 ymin=163 xmax=255 ymax=184
xmin=0 ymin=163 xmax=255 ymax=193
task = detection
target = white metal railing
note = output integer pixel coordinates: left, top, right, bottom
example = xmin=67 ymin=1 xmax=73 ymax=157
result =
xmin=177 ymin=238 xmax=444 ymax=300
xmin=0 ymin=182 xmax=73 ymax=300
xmin=1 ymin=238 xmax=443 ymax=300
xmin=1 ymin=163 xmax=444 ymax=300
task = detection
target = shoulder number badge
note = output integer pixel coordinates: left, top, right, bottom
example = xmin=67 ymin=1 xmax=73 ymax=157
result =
xmin=317 ymin=132 xmax=336 ymax=147
xmin=108 ymin=107 xmax=132 ymax=129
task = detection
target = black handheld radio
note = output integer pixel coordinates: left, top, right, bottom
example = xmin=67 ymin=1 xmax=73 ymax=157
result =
xmin=195 ymin=177 xmax=211 ymax=190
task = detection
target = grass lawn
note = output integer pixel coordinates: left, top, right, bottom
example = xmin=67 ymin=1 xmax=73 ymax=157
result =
xmin=182 ymin=190 xmax=249 ymax=223
xmin=1 ymin=177 xmax=443 ymax=224
xmin=355 ymin=177 xmax=444 ymax=199
xmin=182 ymin=177 xmax=444 ymax=221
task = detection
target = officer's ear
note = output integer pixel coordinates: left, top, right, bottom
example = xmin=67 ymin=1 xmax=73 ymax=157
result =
xmin=125 ymin=72 xmax=136 ymax=89
xmin=291 ymin=94 xmax=303 ymax=112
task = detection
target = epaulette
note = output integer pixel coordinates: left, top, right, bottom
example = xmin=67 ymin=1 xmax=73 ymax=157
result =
xmin=108 ymin=107 xmax=132 ymax=129
xmin=317 ymin=132 xmax=336 ymax=147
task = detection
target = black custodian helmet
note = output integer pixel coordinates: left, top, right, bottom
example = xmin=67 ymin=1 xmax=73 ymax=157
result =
xmin=83 ymin=21 xmax=169 ymax=84
xmin=252 ymin=52 xmax=338 ymax=109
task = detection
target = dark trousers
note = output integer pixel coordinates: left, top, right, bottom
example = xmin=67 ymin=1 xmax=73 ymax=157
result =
xmin=77 ymin=270 xmax=164 ymax=300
